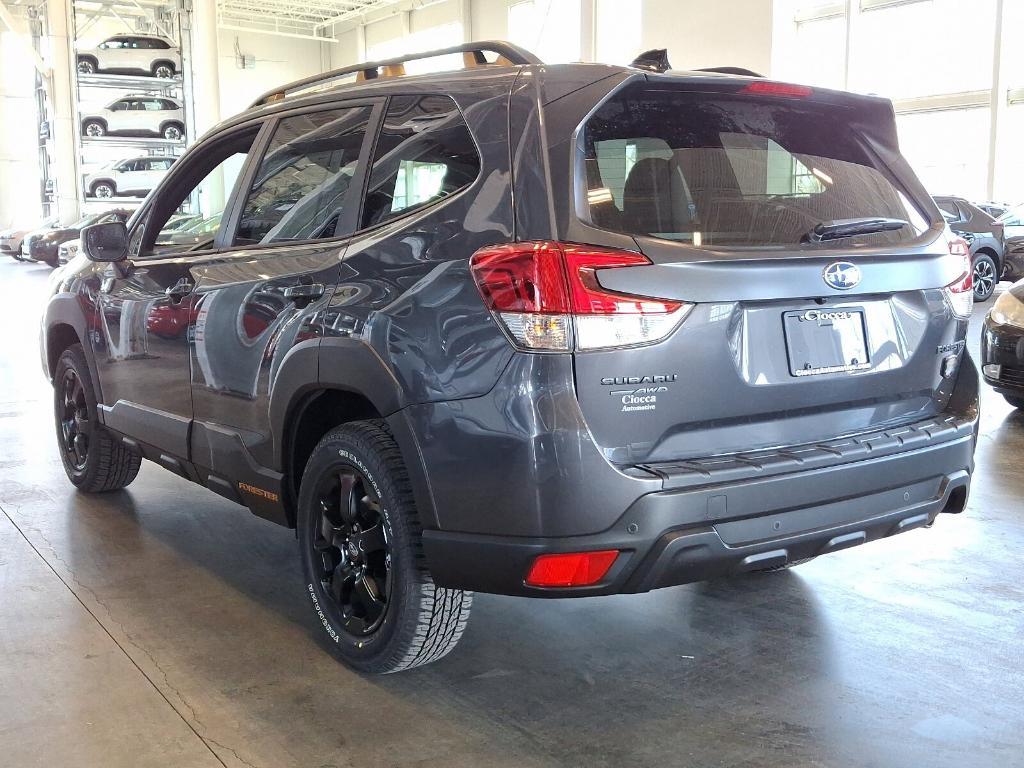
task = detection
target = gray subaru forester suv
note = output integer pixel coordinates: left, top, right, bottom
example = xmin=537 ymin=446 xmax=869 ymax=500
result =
xmin=42 ymin=42 xmax=978 ymax=673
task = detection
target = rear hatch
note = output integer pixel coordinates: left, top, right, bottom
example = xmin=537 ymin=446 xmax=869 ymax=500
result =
xmin=568 ymin=79 xmax=971 ymax=465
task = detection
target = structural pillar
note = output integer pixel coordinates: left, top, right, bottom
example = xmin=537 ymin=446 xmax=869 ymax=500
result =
xmin=190 ymin=0 xmax=222 ymax=213
xmin=986 ymin=0 xmax=1008 ymax=200
xmin=46 ymin=0 xmax=80 ymax=225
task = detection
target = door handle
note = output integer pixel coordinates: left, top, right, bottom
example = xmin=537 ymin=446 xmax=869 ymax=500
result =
xmin=165 ymin=279 xmax=194 ymax=302
xmin=283 ymin=283 xmax=325 ymax=305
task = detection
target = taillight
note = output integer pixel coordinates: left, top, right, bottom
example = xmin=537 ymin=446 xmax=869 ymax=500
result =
xmin=525 ymin=550 xmax=620 ymax=588
xmin=470 ymin=241 xmax=691 ymax=351
xmin=739 ymin=81 xmax=813 ymax=98
xmin=943 ymin=237 xmax=973 ymax=319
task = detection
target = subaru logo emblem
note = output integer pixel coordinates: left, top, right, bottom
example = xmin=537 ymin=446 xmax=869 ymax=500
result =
xmin=823 ymin=262 xmax=861 ymax=291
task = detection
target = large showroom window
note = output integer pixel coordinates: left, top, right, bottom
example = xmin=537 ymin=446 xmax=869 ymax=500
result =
xmin=366 ymin=21 xmax=463 ymax=74
xmin=773 ymin=0 xmax=1019 ymax=202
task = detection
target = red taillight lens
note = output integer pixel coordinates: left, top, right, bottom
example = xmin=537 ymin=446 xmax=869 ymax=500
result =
xmin=944 ymin=237 xmax=973 ymax=318
xmin=739 ymin=81 xmax=813 ymax=98
xmin=469 ymin=242 xmax=571 ymax=314
xmin=525 ymin=550 xmax=620 ymax=588
xmin=470 ymin=241 xmax=689 ymax=351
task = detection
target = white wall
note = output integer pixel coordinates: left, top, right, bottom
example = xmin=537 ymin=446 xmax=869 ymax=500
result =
xmin=217 ymin=30 xmax=327 ymax=119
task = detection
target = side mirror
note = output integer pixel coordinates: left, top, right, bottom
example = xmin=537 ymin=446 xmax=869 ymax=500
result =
xmin=81 ymin=221 xmax=128 ymax=262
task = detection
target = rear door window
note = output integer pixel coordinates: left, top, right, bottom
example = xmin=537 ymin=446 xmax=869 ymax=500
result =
xmin=582 ymin=86 xmax=927 ymax=248
xmin=360 ymin=95 xmax=480 ymax=228
xmin=234 ymin=106 xmax=372 ymax=245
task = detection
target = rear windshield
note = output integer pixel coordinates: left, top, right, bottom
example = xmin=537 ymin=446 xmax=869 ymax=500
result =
xmin=581 ymin=86 xmax=928 ymax=248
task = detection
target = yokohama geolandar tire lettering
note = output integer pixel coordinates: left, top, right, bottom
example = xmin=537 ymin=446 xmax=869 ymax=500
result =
xmin=297 ymin=419 xmax=472 ymax=673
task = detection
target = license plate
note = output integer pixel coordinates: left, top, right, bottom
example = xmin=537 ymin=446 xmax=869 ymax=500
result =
xmin=783 ymin=308 xmax=870 ymax=377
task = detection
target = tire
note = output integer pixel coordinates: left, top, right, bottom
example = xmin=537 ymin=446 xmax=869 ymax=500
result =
xmin=973 ymin=253 xmax=998 ymax=302
xmin=1003 ymin=395 xmax=1024 ymax=409
xmin=82 ymin=119 xmax=106 ymax=138
xmin=77 ymin=58 xmax=96 ymax=75
xmin=752 ymin=556 xmax=816 ymax=573
xmin=53 ymin=344 xmax=141 ymax=492
xmin=162 ymin=123 xmax=184 ymax=141
xmin=297 ymin=420 xmax=472 ymax=673
xmin=152 ymin=62 xmax=175 ymax=79
xmin=91 ymin=181 xmax=115 ymax=199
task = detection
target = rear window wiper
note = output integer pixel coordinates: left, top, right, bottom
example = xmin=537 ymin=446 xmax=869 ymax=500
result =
xmin=802 ymin=217 xmax=908 ymax=243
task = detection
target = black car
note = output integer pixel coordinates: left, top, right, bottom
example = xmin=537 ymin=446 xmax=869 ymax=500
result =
xmin=28 ymin=209 xmax=130 ymax=267
xmin=40 ymin=42 xmax=978 ymax=673
xmin=981 ymin=282 xmax=1024 ymax=407
xmin=933 ymin=195 xmax=1005 ymax=301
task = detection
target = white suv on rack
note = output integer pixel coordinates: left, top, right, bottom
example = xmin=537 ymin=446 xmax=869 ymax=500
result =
xmin=85 ymin=156 xmax=176 ymax=198
xmin=81 ymin=95 xmax=185 ymax=141
xmin=77 ymin=35 xmax=180 ymax=79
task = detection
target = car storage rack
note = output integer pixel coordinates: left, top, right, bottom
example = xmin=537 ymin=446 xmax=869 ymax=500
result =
xmin=250 ymin=40 xmax=542 ymax=108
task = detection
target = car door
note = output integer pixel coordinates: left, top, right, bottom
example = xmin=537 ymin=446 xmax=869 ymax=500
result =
xmin=105 ymin=99 xmax=131 ymax=132
xmin=185 ymin=100 xmax=380 ymax=506
xmin=92 ymin=121 xmax=267 ymax=471
xmin=98 ymin=38 xmax=126 ymax=70
xmin=116 ymin=159 xmax=140 ymax=193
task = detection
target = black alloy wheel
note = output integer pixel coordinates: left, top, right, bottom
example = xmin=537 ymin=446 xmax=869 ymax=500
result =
xmin=58 ymin=367 xmax=90 ymax=471
xmin=297 ymin=421 xmax=472 ymax=673
xmin=311 ymin=466 xmax=391 ymax=636
xmin=52 ymin=344 xmax=141 ymax=491
xmin=973 ymin=254 xmax=997 ymax=301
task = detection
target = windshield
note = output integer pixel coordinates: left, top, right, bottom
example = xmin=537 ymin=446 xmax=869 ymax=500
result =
xmin=581 ymin=86 xmax=928 ymax=248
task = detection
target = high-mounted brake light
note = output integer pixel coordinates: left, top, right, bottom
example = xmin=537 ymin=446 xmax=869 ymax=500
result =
xmin=470 ymin=241 xmax=691 ymax=351
xmin=739 ymin=81 xmax=814 ymax=99
xmin=525 ymin=550 xmax=620 ymax=588
xmin=943 ymin=237 xmax=973 ymax=319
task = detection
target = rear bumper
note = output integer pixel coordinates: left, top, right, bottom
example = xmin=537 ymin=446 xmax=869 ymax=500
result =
xmin=424 ymin=417 xmax=976 ymax=597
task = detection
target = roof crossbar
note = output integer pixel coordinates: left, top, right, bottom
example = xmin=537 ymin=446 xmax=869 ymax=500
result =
xmin=250 ymin=40 xmax=542 ymax=108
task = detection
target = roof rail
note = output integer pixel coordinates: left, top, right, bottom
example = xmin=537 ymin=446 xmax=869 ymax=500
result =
xmin=250 ymin=40 xmax=542 ymax=109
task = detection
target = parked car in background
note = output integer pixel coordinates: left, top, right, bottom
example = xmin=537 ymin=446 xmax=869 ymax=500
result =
xmin=57 ymin=239 xmax=81 ymax=266
xmin=153 ymin=212 xmax=222 ymax=252
xmin=81 ymin=96 xmax=185 ymax=141
xmin=25 ymin=209 xmax=130 ymax=267
xmin=85 ymin=156 xmax=176 ymax=198
xmin=1 ymin=223 xmax=42 ymax=259
xmin=982 ymin=281 xmax=1024 ymax=408
xmin=977 ymin=201 xmax=1013 ymax=219
xmin=77 ymin=35 xmax=180 ymax=79
xmin=997 ymin=204 xmax=1024 ymax=283
xmin=933 ymin=195 xmax=1005 ymax=301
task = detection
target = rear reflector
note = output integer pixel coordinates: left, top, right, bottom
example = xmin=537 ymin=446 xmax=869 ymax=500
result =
xmin=943 ymin=237 xmax=973 ymax=319
xmin=470 ymin=241 xmax=691 ymax=351
xmin=739 ymin=81 xmax=814 ymax=98
xmin=525 ymin=550 xmax=620 ymax=588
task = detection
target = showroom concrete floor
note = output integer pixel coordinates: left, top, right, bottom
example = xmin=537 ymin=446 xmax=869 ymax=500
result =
xmin=0 ymin=257 xmax=1022 ymax=768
